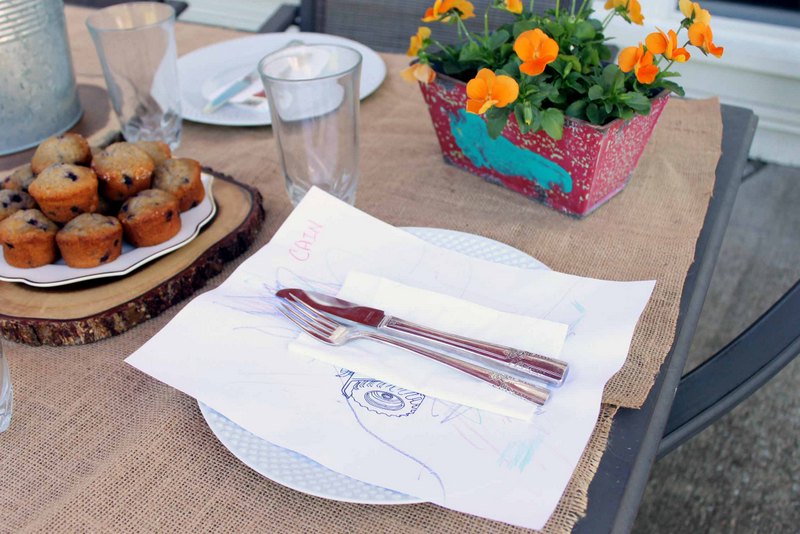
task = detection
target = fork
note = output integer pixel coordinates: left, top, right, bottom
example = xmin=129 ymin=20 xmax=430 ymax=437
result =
xmin=275 ymin=298 xmax=550 ymax=406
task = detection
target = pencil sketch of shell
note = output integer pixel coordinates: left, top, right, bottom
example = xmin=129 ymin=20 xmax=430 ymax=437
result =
xmin=341 ymin=373 xmax=424 ymax=417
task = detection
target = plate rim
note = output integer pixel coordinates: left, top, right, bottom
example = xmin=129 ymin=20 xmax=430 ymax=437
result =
xmin=178 ymin=31 xmax=387 ymax=127
xmin=0 ymin=173 xmax=217 ymax=288
xmin=198 ymin=226 xmax=545 ymax=505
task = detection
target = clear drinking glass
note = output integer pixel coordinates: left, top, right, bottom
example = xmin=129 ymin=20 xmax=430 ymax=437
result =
xmin=0 ymin=343 xmax=12 ymax=432
xmin=258 ymin=44 xmax=362 ymax=206
xmin=86 ymin=2 xmax=182 ymax=149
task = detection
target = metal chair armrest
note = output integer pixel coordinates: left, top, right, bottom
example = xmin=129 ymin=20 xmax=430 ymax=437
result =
xmin=257 ymin=4 xmax=300 ymax=33
xmin=659 ymin=279 xmax=800 ymax=458
xmin=165 ymin=1 xmax=188 ymax=17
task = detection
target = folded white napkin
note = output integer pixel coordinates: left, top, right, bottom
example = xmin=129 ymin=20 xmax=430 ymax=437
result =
xmin=288 ymin=271 xmax=568 ymax=420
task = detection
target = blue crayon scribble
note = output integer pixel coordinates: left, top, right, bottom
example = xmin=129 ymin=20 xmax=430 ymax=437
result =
xmin=449 ymin=109 xmax=573 ymax=193
xmin=497 ymin=437 xmax=543 ymax=472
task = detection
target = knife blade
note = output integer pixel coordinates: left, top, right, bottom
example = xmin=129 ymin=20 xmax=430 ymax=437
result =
xmin=276 ymin=288 xmax=568 ymax=386
xmin=202 ymin=70 xmax=260 ymax=114
xmin=202 ymin=39 xmax=305 ymax=115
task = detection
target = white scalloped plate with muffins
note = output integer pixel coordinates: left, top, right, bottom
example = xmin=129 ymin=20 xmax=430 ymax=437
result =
xmin=0 ymin=173 xmax=216 ymax=287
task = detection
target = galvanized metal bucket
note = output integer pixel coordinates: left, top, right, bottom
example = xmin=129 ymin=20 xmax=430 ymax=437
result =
xmin=0 ymin=0 xmax=82 ymax=155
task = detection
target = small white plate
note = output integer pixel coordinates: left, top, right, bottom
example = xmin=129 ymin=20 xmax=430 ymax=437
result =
xmin=0 ymin=173 xmax=217 ymax=287
xmin=199 ymin=227 xmax=549 ymax=504
xmin=178 ymin=32 xmax=387 ymax=127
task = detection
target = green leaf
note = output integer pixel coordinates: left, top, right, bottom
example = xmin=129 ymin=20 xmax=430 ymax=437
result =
xmin=559 ymin=54 xmax=581 ymax=73
xmin=458 ymin=42 xmax=483 ymax=62
xmin=544 ymin=20 xmax=564 ymax=38
xmin=586 ymin=102 xmax=602 ymax=124
xmin=658 ymin=79 xmax=685 ymax=97
xmin=540 ymin=108 xmax=564 ymax=140
xmin=501 ymin=57 xmax=521 ymax=77
xmin=601 ymin=63 xmax=619 ymax=88
xmin=565 ymin=99 xmax=588 ymax=119
xmin=575 ymin=21 xmax=596 ymax=40
xmin=619 ymin=91 xmax=651 ymax=113
xmin=489 ymin=30 xmax=510 ymax=51
xmin=588 ymin=84 xmax=604 ymax=100
xmin=441 ymin=59 xmax=469 ymax=75
xmin=580 ymin=47 xmax=601 ymax=69
xmin=598 ymin=44 xmax=613 ymax=61
xmin=548 ymin=58 xmax=566 ymax=77
xmin=613 ymin=69 xmax=626 ymax=92
xmin=548 ymin=91 xmax=567 ymax=104
xmin=485 ymin=107 xmax=511 ymax=139
xmin=512 ymin=20 xmax=538 ymax=38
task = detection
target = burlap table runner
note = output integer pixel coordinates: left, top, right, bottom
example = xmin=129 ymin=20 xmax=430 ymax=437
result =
xmin=0 ymin=6 xmax=722 ymax=532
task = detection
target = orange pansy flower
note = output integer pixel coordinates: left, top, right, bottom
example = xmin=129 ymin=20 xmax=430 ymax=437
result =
xmin=688 ymin=22 xmax=723 ymax=57
xmin=513 ymin=29 xmax=559 ymax=77
xmin=604 ymin=0 xmax=644 ymax=25
xmin=504 ymin=0 xmax=523 ymax=14
xmin=407 ymin=27 xmax=431 ymax=56
xmin=422 ymin=0 xmax=475 ymax=22
xmin=466 ymin=69 xmax=519 ymax=115
xmin=645 ymin=28 xmax=691 ymax=62
xmin=618 ymin=44 xmax=659 ymax=84
xmin=401 ymin=63 xmax=437 ymax=84
xmin=679 ymin=0 xmax=711 ymax=25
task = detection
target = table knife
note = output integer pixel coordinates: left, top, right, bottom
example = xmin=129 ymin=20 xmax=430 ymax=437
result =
xmin=202 ymin=39 xmax=304 ymax=114
xmin=276 ymin=288 xmax=569 ymax=386
xmin=202 ymin=70 xmax=260 ymax=114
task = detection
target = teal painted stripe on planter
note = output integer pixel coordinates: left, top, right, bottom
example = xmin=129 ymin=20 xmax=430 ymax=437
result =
xmin=449 ymin=109 xmax=573 ymax=193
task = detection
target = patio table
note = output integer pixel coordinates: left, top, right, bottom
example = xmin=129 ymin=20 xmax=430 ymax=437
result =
xmin=0 ymin=5 xmax=756 ymax=533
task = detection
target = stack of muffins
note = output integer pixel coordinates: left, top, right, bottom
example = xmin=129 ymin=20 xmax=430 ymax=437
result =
xmin=0 ymin=133 xmax=205 ymax=269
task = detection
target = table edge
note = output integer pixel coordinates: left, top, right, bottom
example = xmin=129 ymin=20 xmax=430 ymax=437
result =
xmin=573 ymin=103 xmax=759 ymax=534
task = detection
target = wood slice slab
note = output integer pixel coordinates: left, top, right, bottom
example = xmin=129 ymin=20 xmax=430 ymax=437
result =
xmin=0 ymin=168 xmax=265 ymax=346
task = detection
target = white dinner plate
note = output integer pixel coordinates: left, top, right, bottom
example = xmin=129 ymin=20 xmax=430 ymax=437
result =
xmin=178 ymin=32 xmax=387 ymax=127
xmin=199 ymin=227 xmax=549 ymax=504
xmin=0 ymin=173 xmax=217 ymax=287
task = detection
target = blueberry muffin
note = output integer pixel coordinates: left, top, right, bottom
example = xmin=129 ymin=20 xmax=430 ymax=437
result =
xmin=2 ymin=164 xmax=36 ymax=192
xmin=28 ymin=164 xmax=99 ymax=224
xmin=0 ymin=190 xmax=37 ymax=222
xmin=30 ymin=133 xmax=92 ymax=175
xmin=56 ymin=213 xmax=123 ymax=268
xmin=152 ymin=158 xmax=205 ymax=212
xmin=95 ymin=195 xmax=121 ymax=217
xmin=135 ymin=140 xmax=172 ymax=167
xmin=0 ymin=209 xmax=59 ymax=268
xmin=92 ymin=142 xmax=155 ymax=201
xmin=118 ymin=189 xmax=181 ymax=247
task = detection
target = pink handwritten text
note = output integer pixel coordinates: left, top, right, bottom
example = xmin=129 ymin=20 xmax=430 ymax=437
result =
xmin=289 ymin=220 xmax=324 ymax=261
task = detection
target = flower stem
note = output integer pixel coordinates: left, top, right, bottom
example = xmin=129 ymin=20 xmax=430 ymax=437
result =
xmin=457 ymin=16 xmax=478 ymax=45
xmin=571 ymin=0 xmax=576 ymax=15
xmin=555 ymin=0 xmax=560 ymax=15
xmin=484 ymin=8 xmax=489 ymax=38
xmin=529 ymin=0 xmax=535 ymax=13
xmin=577 ymin=0 xmax=590 ymax=15
xmin=431 ymin=38 xmax=453 ymax=58
xmin=602 ymin=9 xmax=616 ymax=29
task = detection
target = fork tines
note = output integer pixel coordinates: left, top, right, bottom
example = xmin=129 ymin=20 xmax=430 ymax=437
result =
xmin=275 ymin=300 xmax=333 ymax=341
